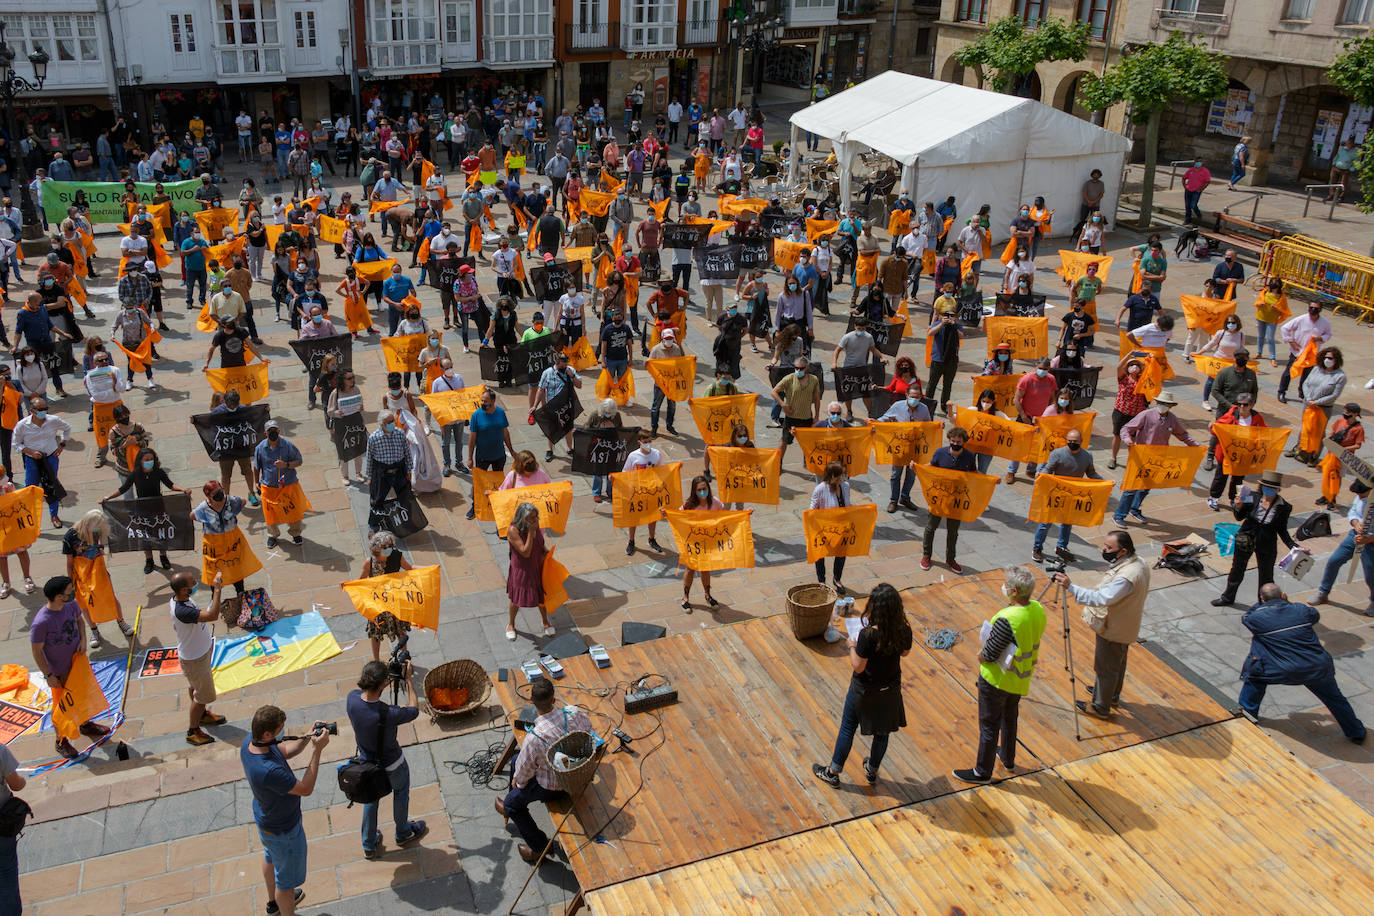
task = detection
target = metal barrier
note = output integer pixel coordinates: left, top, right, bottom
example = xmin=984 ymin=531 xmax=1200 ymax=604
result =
xmin=1221 ymin=190 xmax=1268 ymax=221
xmin=1302 ymin=184 xmax=1345 ymax=219
xmin=1167 ymin=160 xmax=1196 ymax=190
xmin=1259 ymin=234 xmax=1374 ymax=323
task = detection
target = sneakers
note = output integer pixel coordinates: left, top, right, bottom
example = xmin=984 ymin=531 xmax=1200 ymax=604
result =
xmin=144 ymin=559 xmax=156 ymax=574
xmin=1210 ymin=595 xmax=1235 ymax=607
xmin=811 ymin=763 xmax=840 ymax=788
xmin=948 ymin=560 xmax=963 ymax=574
xmin=1003 ymin=471 xmax=1015 ymax=485
xmin=89 ymin=628 xmax=101 ymax=649
xmin=1202 ymin=456 xmax=1214 ymax=471
xmin=118 ymin=619 xmax=135 ymax=639
xmin=626 ymin=539 xmax=635 ymax=556
xmin=248 ymin=493 xmax=261 ymax=507
xmin=1054 ymin=546 xmax=1075 ymax=563
xmin=647 ymin=538 xmax=664 ymax=553
xmin=443 ymin=466 xmax=454 ymax=477
xmin=862 ymin=757 xmax=878 ymax=784
xmin=899 ymin=498 xmax=919 ymax=512
xmin=79 ymin=721 xmax=111 ymax=739
xmin=265 ymin=889 xmax=305 ymax=915
xmin=0 ymin=583 xmax=8 ymax=599
xmin=1076 ymin=700 xmax=1112 ymax=720
xmin=1128 ymin=510 xmax=1146 ymax=522
xmin=545 ymin=450 xmax=554 ymax=462
xmin=1207 ymin=497 xmax=1220 ymax=511
xmin=55 ymin=738 xmax=80 ymax=759
xmin=161 ymin=554 xmax=172 ymax=570
xmin=1312 ymin=592 xmax=1329 ymax=605
xmin=397 ymin=820 xmax=429 ymax=846
xmin=951 ymin=768 xmax=991 ymax=786
xmin=292 ymin=535 xmax=303 ymax=545
xmin=266 ymin=536 xmax=279 ymax=549
xmin=186 ymin=728 xmax=215 ymax=746
xmin=920 ymin=556 xmax=931 ymax=570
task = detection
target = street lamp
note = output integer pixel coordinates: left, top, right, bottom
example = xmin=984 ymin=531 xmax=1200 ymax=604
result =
xmin=0 ymin=20 xmax=51 ymax=249
xmin=729 ymin=11 xmax=785 ymax=102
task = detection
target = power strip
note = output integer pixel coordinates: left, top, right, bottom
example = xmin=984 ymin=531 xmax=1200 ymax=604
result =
xmin=624 ymin=683 xmax=678 ymax=714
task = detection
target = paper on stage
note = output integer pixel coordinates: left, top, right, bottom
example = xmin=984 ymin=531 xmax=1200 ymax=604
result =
xmin=979 ymin=621 xmax=1018 ymax=671
xmin=844 ymin=616 xmax=865 ymax=642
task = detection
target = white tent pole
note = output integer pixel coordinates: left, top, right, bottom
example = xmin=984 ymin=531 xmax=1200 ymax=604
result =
xmin=788 ymin=122 xmax=799 ymax=188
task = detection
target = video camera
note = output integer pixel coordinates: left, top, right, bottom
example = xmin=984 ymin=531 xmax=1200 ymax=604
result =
xmin=1044 ymin=557 xmax=1068 ymax=576
xmin=312 ymin=721 xmax=338 ymax=736
xmin=388 ymin=633 xmax=411 ymax=684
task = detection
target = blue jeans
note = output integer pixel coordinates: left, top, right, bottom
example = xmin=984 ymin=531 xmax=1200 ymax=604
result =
xmin=184 ymin=268 xmax=207 ymax=306
xmin=277 ymin=149 xmax=290 ymax=177
xmin=531 ymin=142 xmax=547 ymax=173
xmin=1319 ymin=531 xmax=1374 ymax=601
xmin=1183 ymin=188 xmax=1202 ymax=223
xmin=23 ymin=453 xmax=61 ymax=515
xmin=503 ymin=779 xmax=567 ymax=850
xmin=1254 ymin=320 xmax=1277 ymax=360
xmin=1239 ymin=673 xmax=1365 ymax=741
xmin=1113 ymin=488 xmax=1147 ymax=522
xmin=1007 ymin=460 xmax=1038 ymax=478
xmin=650 ymin=387 xmax=675 ymax=432
xmin=387 ymin=305 xmax=402 ymax=335
xmin=592 ymin=474 xmax=608 ymax=498
xmin=889 ymin=464 xmax=914 ymax=503
xmin=828 ymin=678 xmax=889 ymax=774
xmin=0 ymin=834 xmax=17 ymax=916
xmin=258 ymin=820 xmax=308 ymax=891
xmin=438 ymin=422 xmax=465 ymax=467
xmin=360 ymin=759 xmax=413 ymax=852
xmin=975 ymin=452 xmax=994 ymax=474
xmin=606 ymin=358 xmax=628 ymax=379
xmin=99 ymin=156 xmax=118 ymax=182
xmin=1230 ymin=159 xmax=1246 ymax=186
xmin=1034 ymin=522 xmax=1073 ymax=552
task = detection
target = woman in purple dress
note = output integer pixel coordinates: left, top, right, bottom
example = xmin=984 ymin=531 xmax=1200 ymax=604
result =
xmin=505 ymin=502 xmax=552 ymax=641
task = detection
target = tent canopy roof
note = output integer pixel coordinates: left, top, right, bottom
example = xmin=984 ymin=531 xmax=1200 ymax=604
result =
xmin=790 ymin=71 xmax=1132 ymax=169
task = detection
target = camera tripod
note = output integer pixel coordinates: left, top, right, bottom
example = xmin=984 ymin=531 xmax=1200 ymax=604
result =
xmin=1039 ymin=569 xmax=1083 ymax=742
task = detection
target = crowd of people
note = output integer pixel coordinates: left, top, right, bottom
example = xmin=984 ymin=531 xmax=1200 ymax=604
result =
xmin=0 ymin=87 xmax=1369 ymax=915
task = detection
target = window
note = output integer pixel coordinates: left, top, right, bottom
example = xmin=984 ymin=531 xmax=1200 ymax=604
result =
xmin=623 ymin=0 xmax=675 ymax=48
xmin=576 ymin=0 xmax=605 ymax=27
xmin=215 ymin=0 xmax=282 ymax=74
xmin=1014 ymin=0 xmax=1045 ymax=23
xmin=170 ymin=12 xmax=199 ymax=69
xmin=293 ymin=9 xmax=316 ymax=48
xmin=370 ymin=0 xmax=440 ymax=67
xmin=444 ymin=2 xmax=473 ymax=43
xmin=915 ymin=27 xmax=930 ymax=56
xmin=1340 ymin=0 xmax=1373 ymax=23
xmin=955 ymin=0 xmax=988 ymax=23
xmin=1078 ymin=0 xmax=1111 ymax=39
xmin=486 ymin=0 xmax=553 ymax=63
xmin=76 ymin=15 xmax=99 ymax=60
xmin=1167 ymin=0 xmax=1197 ymax=11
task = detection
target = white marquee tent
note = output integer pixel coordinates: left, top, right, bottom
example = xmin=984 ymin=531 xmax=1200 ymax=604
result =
xmin=788 ymin=71 xmax=1132 ymax=238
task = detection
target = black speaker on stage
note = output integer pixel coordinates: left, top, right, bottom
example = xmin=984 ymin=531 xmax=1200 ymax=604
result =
xmin=541 ymin=631 xmax=590 ymax=660
xmin=621 ymin=622 xmax=668 ymax=646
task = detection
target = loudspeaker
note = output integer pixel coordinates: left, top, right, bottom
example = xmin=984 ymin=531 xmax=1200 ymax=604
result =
xmin=540 ymin=631 xmax=590 ymax=660
xmin=621 ymin=622 xmax=668 ymax=646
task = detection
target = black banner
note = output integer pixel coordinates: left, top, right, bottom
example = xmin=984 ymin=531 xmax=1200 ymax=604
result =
xmin=846 ymin=316 xmax=903 ymax=357
xmin=1049 ymin=366 xmax=1102 ymax=410
xmin=288 ymin=334 xmax=353 ymax=373
xmin=571 ymin=426 xmax=641 ymax=475
xmin=479 ymin=344 xmax=531 ymax=386
xmin=957 ymin=290 xmax=984 ymax=328
xmin=758 ymin=212 xmax=799 ymax=239
xmin=332 ymin=413 xmax=368 ymax=462
xmin=639 ymin=248 xmax=661 ymax=283
xmin=530 ymin=263 xmax=582 ymax=301
xmin=526 ymin=337 xmax=560 ymax=382
xmin=832 ymin=365 xmax=873 ymax=402
xmin=994 ymin=293 xmax=1047 ymax=318
xmin=767 ymin=362 xmax=827 ymax=396
xmin=739 ymin=239 xmax=772 ymax=271
xmin=367 ymin=493 xmax=429 ymax=539
xmin=191 ymin=405 xmax=270 ymax=461
xmin=694 ymin=244 xmax=740 ymax=281
xmin=104 ymin=494 xmax=196 ymax=554
xmin=42 ymin=339 xmax=76 ymax=379
xmin=662 ymin=222 xmax=712 ymax=249
xmin=535 ymin=385 xmax=583 ymax=442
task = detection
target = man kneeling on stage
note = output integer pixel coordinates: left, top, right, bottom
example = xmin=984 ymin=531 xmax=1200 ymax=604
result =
xmin=496 ymin=677 xmax=593 ymax=864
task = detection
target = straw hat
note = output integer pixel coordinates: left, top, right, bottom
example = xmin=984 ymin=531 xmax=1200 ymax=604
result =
xmin=1152 ymin=391 xmax=1178 ymax=406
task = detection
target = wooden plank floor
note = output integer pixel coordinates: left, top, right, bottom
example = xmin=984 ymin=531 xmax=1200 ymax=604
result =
xmin=489 ymin=572 xmax=1231 ymax=893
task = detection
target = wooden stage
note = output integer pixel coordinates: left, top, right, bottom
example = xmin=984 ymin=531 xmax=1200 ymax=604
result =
xmin=489 ymin=570 xmax=1374 ymax=913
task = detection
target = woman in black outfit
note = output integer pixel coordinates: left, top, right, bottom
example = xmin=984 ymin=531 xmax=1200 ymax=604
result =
xmin=813 ymin=583 xmax=913 ymax=787
xmin=1213 ymin=469 xmax=1298 ymax=607
xmin=99 ymin=447 xmax=194 ymax=574
xmin=486 ymin=297 xmax=520 ymax=387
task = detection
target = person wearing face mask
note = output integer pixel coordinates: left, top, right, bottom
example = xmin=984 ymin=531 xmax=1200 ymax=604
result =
xmin=1108 ymin=355 xmax=1148 ymax=470
xmin=1049 ymin=531 xmax=1150 ymax=720
xmin=1032 ymin=429 xmax=1101 ymax=563
xmin=1005 ymin=359 xmax=1058 ymax=484
xmin=365 ymin=411 xmax=414 ymax=527
xmin=13 ymin=292 xmax=73 ymax=398
xmin=621 ymin=432 xmax=666 ymax=556
xmin=179 ymin=225 xmax=211 ymax=309
xmin=1291 ymin=346 xmax=1346 ymax=466
xmin=923 ymin=311 xmax=964 ymax=413
xmin=204 ymin=316 xmax=268 ymax=372
xmin=394 ymin=305 xmax=432 ymax=391
xmin=1211 ymin=249 xmax=1245 ymax=303
xmin=1253 ymin=277 xmax=1286 ymax=365
xmin=878 ymin=386 xmax=931 ymax=513
xmin=595 ymin=305 xmax=637 ymax=389
xmin=1059 ymin=297 xmax=1096 ymax=355
xmin=1001 ymin=246 xmax=1034 ymax=296
xmin=1050 ymin=342 xmax=1086 ymax=371
xmin=1317 ymin=403 xmax=1364 ymax=511
xmin=1203 ymin=347 xmax=1258 ymax=473
xmin=253 ymin=420 xmax=305 ymax=548
xmin=102 ymin=446 xmax=189 ymax=572
xmin=1113 ymin=391 xmax=1198 ymax=525
xmin=1196 ymin=316 xmax=1247 ymax=408
xmin=1206 ymin=392 xmax=1265 ymax=511
xmin=1075 ymin=213 xmax=1106 ymax=254
xmin=921 ymin=427 xmax=977 ymax=573
xmin=1276 ymin=303 xmax=1333 ymax=405
xmin=674 ymin=475 xmax=726 ymax=609
xmin=774 ymin=271 xmax=815 ymax=344
xmin=381 ymin=372 xmax=442 ymax=492
xmin=381 ymin=264 xmax=417 ymax=336
xmin=191 ymin=479 xmax=254 ymax=596
xmin=14 ymin=396 xmax=69 ymax=526
xmin=81 ymin=348 xmax=129 ymax=469
xmin=30 ymin=576 xmax=113 ymax=759
xmin=1181 ymin=159 xmax=1211 ymax=224
xmin=772 ymin=358 xmax=822 ymax=467
xmin=1213 ymin=470 xmax=1300 ymax=608
xmin=1008 ymin=204 xmax=1037 ymax=254
xmin=808 ymin=461 xmax=855 ymax=594
xmin=586 ymin=399 xmax=623 ymax=504
xmin=422 ymin=358 xmax=469 ymax=477
xmin=414 ymin=326 xmax=451 ymax=401
xmin=832 ymin=316 xmax=887 ymax=420
xmin=166 ymin=570 xmax=230 ymax=747
xmin=359 ymin=531 xmax=415 ymax=661
xmin=532 ymin=351 xmax=582 ymax=462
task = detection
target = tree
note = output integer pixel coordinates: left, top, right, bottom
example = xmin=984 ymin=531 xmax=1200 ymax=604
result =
xmin=954 ymin=17 xmax=1090 ymax=95
xmin=1327 ymin=34 xmax=1374 ymax=215
xmin=1081 ymin=34 xmax=1230 ymax=228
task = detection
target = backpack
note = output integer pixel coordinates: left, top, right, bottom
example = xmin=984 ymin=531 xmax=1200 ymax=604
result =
xmin=237 ymin=587 xmax=281 ymax=631
xmin=337 ymin=704 xmax=392 ymax=807
xmin=1295 ymin=511 xmax=1332 ymax=541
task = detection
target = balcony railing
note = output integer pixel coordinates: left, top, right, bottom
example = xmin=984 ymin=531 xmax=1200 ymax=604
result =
xmin=370 ymin=41 xmax=441 ymax=71
xmin=564 ymin=21 xmax=616 ymax=52
xmin=682 ymin=18 xmax=720 ymax=45
xmin=1153 ymin=7 xmax=1230 ymax=34
xmin=215 ymin=45 xmax=284 ymax=80
xmin=837 ymin=0 xmax=879 ymax=18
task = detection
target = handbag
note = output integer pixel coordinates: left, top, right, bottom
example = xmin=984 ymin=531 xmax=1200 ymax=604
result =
xmin=336 ymin=704 xmax=393 ymax=807
xmin=237 ymin=587 xmax=281 ymax=631
xmin=0 ymin=795 xmax=33 ymax=838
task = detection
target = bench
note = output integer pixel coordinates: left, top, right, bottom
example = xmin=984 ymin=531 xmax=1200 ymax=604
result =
xmin=1200 ymin=212 xmax=1286 ymax=259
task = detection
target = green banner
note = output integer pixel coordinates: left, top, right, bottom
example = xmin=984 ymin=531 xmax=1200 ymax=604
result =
xmin=42 ymin=179 xmax=201 ymax=226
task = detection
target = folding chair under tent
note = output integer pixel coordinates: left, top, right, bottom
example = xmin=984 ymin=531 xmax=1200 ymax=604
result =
xmin=788 ymin=70 xmax=1133 ymax=238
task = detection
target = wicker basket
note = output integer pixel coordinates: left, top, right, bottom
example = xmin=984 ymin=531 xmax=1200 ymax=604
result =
xmin=786 ymin=582 xmax=837 ymax=640
xmin=421 ymin=659 xmax=492 ymax=719
xmin=546 ymin=730 xmax=601 ymax=797
xmin=217 ymin=596 xmax=243 ymax=630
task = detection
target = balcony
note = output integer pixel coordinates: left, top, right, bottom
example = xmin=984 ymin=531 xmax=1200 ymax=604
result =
xmin=214 ymin=45 xmax=285 ymax=82
xmin=564 ymin=21 xmax=618 ymax=53
xmin=1152 ymin=7 xmax=1230 ymax=36
xmin=786 ymin=0 xmax=839 ymax=28
xmin=837 ymin=0 xmax=879 ymax=18
xmin=485 ymin=36 xmax=554 ymax=67
xmin=682 ymin=18 xmax=720 ymax=45
xmin=370 ymin=41 xmax=442 ymax=72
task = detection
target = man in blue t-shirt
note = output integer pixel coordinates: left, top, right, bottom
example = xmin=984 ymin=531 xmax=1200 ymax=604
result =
xmin=381 ymin=264 xmax=416 ymax=336
xmin=180 ymin=229 xmax=210 ymax=308
xmin=465 ymin=388 xmax=514 ymax=519
xmin=345 ymin=661 xmax=427 ymax=859
xmin=241 ymin=705 xmax=329 ymax=916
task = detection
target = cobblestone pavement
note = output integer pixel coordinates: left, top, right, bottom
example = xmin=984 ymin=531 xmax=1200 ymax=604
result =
xmin=6 ymin=148 xmax=1374 ymax=913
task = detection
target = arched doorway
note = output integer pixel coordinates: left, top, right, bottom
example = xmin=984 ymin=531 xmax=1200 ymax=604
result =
xmin=938 ymin=54 xmax=966 ymax=88
xmin=1009 ymin=69 xmax=1042 ymax=102
xmin=1054 ymin=71 xmax=1094 ymax=120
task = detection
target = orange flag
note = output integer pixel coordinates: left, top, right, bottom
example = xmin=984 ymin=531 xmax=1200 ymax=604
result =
xmin=206 ymin=362 xmax=270 ymax=405
xmin=984 ymin=317 xmax=1049 ymax=359
xmin=1299 ymin=405 xmax=1326 ymax=453
xmin=317 ymin=215 xmax=345 ymax=245
xmin=489 ymin=480 xmax=575 ymax=537
xmin=261 ymin=482 xmax=312 ymax=526
xmin=50 ymin=653 xmax=108 ymax=743
xmin=1119 ymin=331 xmax=1174 ymax=379
xmin=205 ymin=236 xmax=247 ymax=265
xmin=611 ymin=462 xmax=683 ymax=527
xmin=579 ymin=188 xmax=614 ymax=217
xmin=470 ymin=467 xmax=503 ymax=522
xmin=1121 ymin=444 xmax=1207 ymax=491
xmin=721 ymin=196 xmax=768 ymax=217
xmin=648 ymin=310 xmax=687 ymax=349
xmin=953 ymin=406 xmax=1037 ymax=462
xmin=1191 ymin=354 xmax=1231 ymax=379
xmin=968 ymin=373 xmax=1023 ymax=415
xmin=116 ymin=332 xmax=161 ymax=373
xmin=887 ymin=209 xmax=911 ymax=238
xmin=564 ymin=336 xmax=598 ymax=371
xmin=92 ymin=400 xmax=123 ymax=449
xmin=1027 ymin=475 xmax=1115 ymax=527
xmin=803 ymin=504 xmax=878 ymax=564
xmin=1055 ymin=250 xmax=1114 ymax=286
xmin=684 ymin=215 xmax=733 ymax=236
xmin=1253 ymin=292 xmax=1292 ymax=322
xmin=645 ymin=355 xmax=696 ymax=402
xmin=194 ymin=207 xmax=240 ymax=240
xmin=0 ymin=486 xmax=43 ymax=553
xmin=1032 ymin=412 xmax=1097 ymax=464
xmin=707 ymin=446 xmax=781 ymax=505
xmin=599 ymin=168 xmax=623 ymax=191
xmin=353 ymin=258 xmax=398 ymax=283
xmin=688 ymin=394 xmax=757 ymax=446
xmin=911 ymin=464 xmax=999 ymax=523
xmin=855 ymin=250 xmax=879 ymax=288
xmin=1178 ymin=295 xmax=1236 ymax=334
xmin=1134 ymin=355 xmax=1164 ymax=402
xmin=999 ymin=238 xmax=1018 ymax=265
xmin=869 ymin=420 xmax=944 ymax=467
xmin=419 ymin=386 xmax=486 ymax=426
xmin=1289 ymin=338 xmax=1319 ymax=379
xmin=1211 ymin=423 xmax=1291 ymax=476
xmin=806 ymin=218 xmax=840 ymax=242
xmin=72 ymin=555 xmax=118 ymax=624
xmin=369 ymin=199 xmax=408 ymax=216
xmin=648 ymin=198 xmax=670 ymax=221
xmin=595 ymin=367 xmax=636 ymax=406
xmin=772 ymin=238 xmax=811 ymax=274
xmin=201 ymin=528 xmax=263 ymax=585
xmin=791 ymin=426 xmax=874 ymax=476
xmin=341 ymin=564 xmax=441 ymax=631
xmin=664 ymin=509 xmax=754 ymax=572
xmin=541 ymin=547 xmax=571 ymax=613
xmin=344 ymin=290 xmax=373 ymax=333
xmin=381 ymin=333 xmax=430 ymax=372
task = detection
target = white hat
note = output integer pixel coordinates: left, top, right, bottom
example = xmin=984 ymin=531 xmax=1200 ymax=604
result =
xmin=143 ymin=259 xmax=157 ymax=272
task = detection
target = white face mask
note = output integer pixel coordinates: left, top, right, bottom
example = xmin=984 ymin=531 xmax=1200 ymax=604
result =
xmin=1157 ymin=404 xmax=1171 ymax=415
xmin=640 ymin=443 xmax=651 ymax=453
xmin=1323 ymin=358 xmax=1335 ymax=369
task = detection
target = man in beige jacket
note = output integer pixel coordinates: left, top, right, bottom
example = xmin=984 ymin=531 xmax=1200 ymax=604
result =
xmin=1050 ymin=530 xmax=1150 ymax=719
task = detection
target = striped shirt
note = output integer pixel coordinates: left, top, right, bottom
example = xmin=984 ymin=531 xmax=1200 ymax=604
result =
xmin=366 ymin=428 xmax=411 ymax=478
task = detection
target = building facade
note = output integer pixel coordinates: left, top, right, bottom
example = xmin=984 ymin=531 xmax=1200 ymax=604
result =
xmin=0 ymin=2 xmax=120 ymax=142
xmin=931 ymin=0 xmax=1128 ymax=131
xmin=1118 ymin=0 xmax=1373 ymax=186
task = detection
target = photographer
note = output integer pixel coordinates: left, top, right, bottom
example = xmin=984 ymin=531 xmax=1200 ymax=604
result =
xmin=1051 ymin=531 xmax=1150 ymax=721
xmin=241 ymin=705 xmax=330 ymax=916
xmin=0 ymin=732 xmax=25 ymax=913
xmin=345 ymin=660 xmax=428 ymax=861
